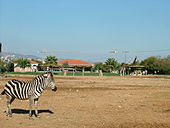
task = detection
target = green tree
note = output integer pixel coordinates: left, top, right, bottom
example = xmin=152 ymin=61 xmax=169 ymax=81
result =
xmin=157 ymin=58 xmax=170 ymax=74
xmin=105 ymin=58 xmax=120 ymax=73
xmin=6 ymin=61 xmax=14 ymax=72
xmin=94 ymin=63 xmax=108 ymax=71
xmin=140 ymin=56 xmax=170 ymax=74
xmin=45 ymin=56 xmax=57 ymax=66
xmin=0 ymin=59 xmax=6 ymax=73
xmin=16 ymin=58 xmax=31 ymax=69
xmin=94 ymin=63 xmax=104 ymax=71
xmin=94 ymin=63 xmax=105 ymax=76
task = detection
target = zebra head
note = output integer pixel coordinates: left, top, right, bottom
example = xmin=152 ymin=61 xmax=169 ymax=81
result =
xmin=43 ymin=72 xmax=57 ymax=91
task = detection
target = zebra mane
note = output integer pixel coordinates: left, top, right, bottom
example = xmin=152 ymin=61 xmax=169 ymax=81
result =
xmin=32 ymin=73 xmax=44 ymax=81
xmin=32 ymin=72 xmax=53 ymax=81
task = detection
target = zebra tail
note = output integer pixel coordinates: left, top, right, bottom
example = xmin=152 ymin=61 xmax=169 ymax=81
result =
xmin=1 ymin=90 xmax=5 ymax=95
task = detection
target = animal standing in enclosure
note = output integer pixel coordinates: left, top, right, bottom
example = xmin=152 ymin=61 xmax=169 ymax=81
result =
xmin=1 ymin=72 xmax=57 ymax=117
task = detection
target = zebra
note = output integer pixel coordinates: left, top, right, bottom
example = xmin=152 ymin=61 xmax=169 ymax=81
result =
xmin=1 ymin=72 xmax=57 ymax=117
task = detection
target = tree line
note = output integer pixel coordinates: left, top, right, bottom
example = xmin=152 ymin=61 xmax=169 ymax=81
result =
xmin=94 ymin=56 xmax=170 ymax=75
xmin=0 ymin=55 xmax=170 ymax=75
xmin=141 ymin=56 xmax=170 ymax=74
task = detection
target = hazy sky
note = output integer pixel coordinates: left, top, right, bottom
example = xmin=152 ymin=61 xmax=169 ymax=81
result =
xmin=0 ymin=0 xmax=170 ymax=62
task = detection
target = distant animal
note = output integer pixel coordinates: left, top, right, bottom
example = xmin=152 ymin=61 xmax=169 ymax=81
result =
xmin=1 ymin=72 xmax=57 ymax=117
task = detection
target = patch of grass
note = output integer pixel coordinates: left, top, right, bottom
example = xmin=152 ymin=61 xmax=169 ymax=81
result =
xmin=103 ymin=72 xmax=120 ymax=76
xmin=5 ymin=72 xmax=42 ymax=75
xmin=6 ymin=72 xmax=120 ymax=76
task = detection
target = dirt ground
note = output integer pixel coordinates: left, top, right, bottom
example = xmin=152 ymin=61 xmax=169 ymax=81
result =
xmin=0 ymin=75 xmax=170 ymax=128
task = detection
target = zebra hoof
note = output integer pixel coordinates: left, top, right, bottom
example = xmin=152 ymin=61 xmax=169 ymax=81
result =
xmin=29 ymin=117 xmax=33 ymax=120
xmin=35 ymin=114 xmax=40 ymax=118
xmin=29 ymin=114 xmax=33 ymax=119
xmin=29 ymin=116 xmax=33 ymax=119
xmin=6 ymin=114 xmax=12 ymax=117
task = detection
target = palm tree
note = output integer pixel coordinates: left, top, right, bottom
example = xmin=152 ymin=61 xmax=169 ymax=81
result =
xmin=44 ymin=56 xmax=58 ymax=71
xmin=44 ymin=56 xmax=57 ymax=66
xmin=105 ymin=58 xmax=120 ymax=73
xmin=94 ymin=63 xmax=107 ymax=76
xmin=94 ymin=63 xmax=103 ymax=71
xmin=16 ymin=58 xmax=31 ymax=71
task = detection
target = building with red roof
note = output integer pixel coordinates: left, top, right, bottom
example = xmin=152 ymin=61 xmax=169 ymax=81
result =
xmin=14 ymin=59 xmax=94 ymax=72
xmin=58 ymin=60 xmax=94 ymax=67
xmin=14 ymin=60 xmax=39 ymax=72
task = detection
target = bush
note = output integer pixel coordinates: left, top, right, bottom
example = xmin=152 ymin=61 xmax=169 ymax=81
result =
xmin=141 ymin=56 xmax=170 ymax=74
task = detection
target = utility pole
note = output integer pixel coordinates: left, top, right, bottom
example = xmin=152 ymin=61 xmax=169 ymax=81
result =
xmin=0 ymin=43 xmax=2 ymax=58
xmin=110 ymin=50 xmax=130 ymax=63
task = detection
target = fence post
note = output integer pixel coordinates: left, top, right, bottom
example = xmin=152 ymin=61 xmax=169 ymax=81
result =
xmin=99 ymin=70 xmax=103 ymax=76
xmin=64 ymin=70 xmax=67 ymax=76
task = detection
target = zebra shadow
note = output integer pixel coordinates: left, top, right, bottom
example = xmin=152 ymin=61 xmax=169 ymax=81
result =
xmin=163 ymin=109 xmax=170 ymax=113
xmin=11 ymin=109 xmax=54 ymax=115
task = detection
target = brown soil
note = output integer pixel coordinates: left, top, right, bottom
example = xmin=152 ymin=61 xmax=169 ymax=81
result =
xmin=0 ymin=75 xmax=170 ymax=128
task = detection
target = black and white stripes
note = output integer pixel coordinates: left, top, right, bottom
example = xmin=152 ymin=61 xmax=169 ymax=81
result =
xmin=1 ymin=72 xmax=57 ymax=117
xmin=4 ymin=79 xmax=31 ymax=99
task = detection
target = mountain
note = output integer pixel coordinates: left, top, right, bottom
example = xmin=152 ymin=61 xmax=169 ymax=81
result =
xmin=0 ymin=52 xmax=42 ymax=60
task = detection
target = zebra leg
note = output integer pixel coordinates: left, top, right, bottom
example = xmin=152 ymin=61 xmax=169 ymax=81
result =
xmin=6 ymin=96 xmax=15 ymax=117
xmin=34 ymin=98 xmax=40 ymax=117
xmin=28 ymin=96 xmax=33 ymax=117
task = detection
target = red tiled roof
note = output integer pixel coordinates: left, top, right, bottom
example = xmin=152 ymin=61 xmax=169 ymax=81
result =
xmin=30 ymin=61 xmax=39 ymax=64
xmin=58 ymin=60 xmax=93 ymax=67
xmin=14 ymin=61 xmax=38 ymax=65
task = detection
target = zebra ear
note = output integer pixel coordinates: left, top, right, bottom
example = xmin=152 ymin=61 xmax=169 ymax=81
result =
xmin=43 ymin=73 xmax=49 ymax=78
xmin=43 ymin=72 xmax=52 ymax=78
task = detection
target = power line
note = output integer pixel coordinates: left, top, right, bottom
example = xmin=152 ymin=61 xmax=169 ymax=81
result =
xmin=134 ymin=49 xmax=170 ymax=53
xmin=110 ymin=49 xmax=170 ymax=54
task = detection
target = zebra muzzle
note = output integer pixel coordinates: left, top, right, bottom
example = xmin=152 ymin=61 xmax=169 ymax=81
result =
xmin=52 ymin=86 xmax=57 ymax=92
